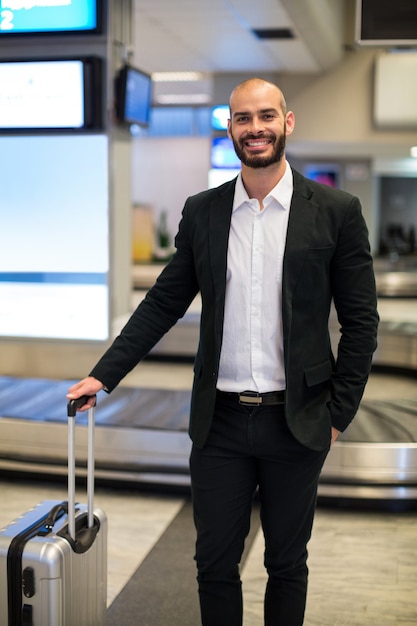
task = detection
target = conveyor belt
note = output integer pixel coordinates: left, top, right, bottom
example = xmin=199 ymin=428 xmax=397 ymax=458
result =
xmin=0 ymin=375 xmax=416 ymax=502
xmin=0 ymin=377 xmax=189 ymax=431
xmin=339 ymin=399 xmax=417 ymax=443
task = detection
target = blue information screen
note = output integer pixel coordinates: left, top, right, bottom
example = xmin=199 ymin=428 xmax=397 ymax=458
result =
xmin=0 ymin=0 xmax=98 ymax=34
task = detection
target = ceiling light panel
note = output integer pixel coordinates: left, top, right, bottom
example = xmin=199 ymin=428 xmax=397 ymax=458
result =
xmin=152 ymin=72 xmax=205 ymax=82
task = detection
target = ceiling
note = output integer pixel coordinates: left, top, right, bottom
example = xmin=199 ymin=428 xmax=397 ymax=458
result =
xmin=132 ymin=0 xmax=349 ymax=103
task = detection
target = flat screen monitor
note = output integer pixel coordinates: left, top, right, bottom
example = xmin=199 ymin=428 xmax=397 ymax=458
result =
xmin=0 ymin=57 xmax=103 ymax=132
xmin=211 ymin=137 xmax=241 ymax=169
xmin=0 ymin=0 xmax=103 ymax=36
xmin=356 ymin=0 xmax=417 ymax=45
xmin=304 ymin=164 xmax=339 ymax=188
xmin=116 ymin=65 xmax=152 ymax=127
xmin=211 ymin=105 xmax=229 ymax=131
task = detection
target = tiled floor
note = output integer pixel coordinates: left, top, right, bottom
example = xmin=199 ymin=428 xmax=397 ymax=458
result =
xmin=1 ymin=477 xmax=416 ymax=624
xmin=1 ymin=365 xmax=417 ymax=624
xmin=243 ymin=505 xmax=417 ymax=625
xmin=304 ymin=508 xmax=417 ymax=625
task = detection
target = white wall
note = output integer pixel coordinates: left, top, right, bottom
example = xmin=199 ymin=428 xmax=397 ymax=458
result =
xmin=285 ymin=47 xmax=417 ymax=153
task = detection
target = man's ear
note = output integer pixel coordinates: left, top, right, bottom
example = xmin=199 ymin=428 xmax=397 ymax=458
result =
xmin=285 ymin=111 xmax=295 ymax=136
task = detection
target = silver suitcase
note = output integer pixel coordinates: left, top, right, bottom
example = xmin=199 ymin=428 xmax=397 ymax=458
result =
xmin=0 ymin=397 xmax=107 ymax=625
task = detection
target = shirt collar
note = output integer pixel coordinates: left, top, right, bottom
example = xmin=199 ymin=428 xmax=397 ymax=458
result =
xmin=233 ymin=160 xmax=293 ymax=212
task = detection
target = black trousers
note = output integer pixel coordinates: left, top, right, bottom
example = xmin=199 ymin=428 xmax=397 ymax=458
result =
xmin=190 ymin=393 xmax=329 ymax=626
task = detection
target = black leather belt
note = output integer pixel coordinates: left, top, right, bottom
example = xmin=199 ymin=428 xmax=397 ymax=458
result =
xmin=217 ymin=389 xmax=286 ymax=406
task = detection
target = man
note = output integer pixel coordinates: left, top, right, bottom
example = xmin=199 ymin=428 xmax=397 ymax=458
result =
xmin=68 ymin=77 xmax=379 ymax=625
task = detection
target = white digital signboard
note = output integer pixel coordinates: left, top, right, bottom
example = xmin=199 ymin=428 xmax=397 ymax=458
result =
xmin=0 ymin=134 xmax=109 ymax=340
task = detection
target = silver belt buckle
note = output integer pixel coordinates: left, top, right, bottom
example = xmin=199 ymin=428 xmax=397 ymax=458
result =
xmin=239 ymin=391 xmax=262 ymax=406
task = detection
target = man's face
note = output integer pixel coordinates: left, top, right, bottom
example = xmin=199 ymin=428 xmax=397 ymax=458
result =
xmin=227 ymin=83 xmax=294 ymax=169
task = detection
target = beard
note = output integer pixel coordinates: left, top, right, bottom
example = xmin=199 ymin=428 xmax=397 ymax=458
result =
xmin=230 ymin=125 xmax=286 ymax=169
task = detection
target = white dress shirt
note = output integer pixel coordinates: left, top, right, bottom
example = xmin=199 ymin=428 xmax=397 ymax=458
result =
xmin=217 ymin=162 xmax=293 ymax=393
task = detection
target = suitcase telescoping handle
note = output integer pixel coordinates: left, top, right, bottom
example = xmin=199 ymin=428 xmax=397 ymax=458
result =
xmin=67 ymin=396 xmax=96 ymax=541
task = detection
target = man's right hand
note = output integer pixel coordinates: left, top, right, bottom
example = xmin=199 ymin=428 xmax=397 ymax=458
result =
xmin=66 ymin=376 xmax=105 ymax=411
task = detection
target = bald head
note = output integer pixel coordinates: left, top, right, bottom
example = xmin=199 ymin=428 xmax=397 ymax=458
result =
xmin=229 ymin=78 xmax=287 ymax=116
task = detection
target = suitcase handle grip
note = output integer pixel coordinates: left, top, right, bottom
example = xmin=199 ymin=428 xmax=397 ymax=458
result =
xmin=67 ymin=395 xmax=96 ymax=417
xmin=44 ymin=502 xmax=68 ymax=531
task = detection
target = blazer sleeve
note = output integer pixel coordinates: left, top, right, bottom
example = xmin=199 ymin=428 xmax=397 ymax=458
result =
xmin=328 ymin=196 xmax=379 ymax=432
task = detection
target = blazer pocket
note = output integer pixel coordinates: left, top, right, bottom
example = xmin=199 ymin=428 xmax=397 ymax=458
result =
xmin=304 ymin=360 xmax=333 ymax=388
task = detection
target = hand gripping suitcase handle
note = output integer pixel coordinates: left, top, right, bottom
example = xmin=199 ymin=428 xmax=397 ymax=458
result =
xmin=67 ymin=396 xmax=96 ymax=541
xmin=67 ymin=395 xmax=95 ymax=417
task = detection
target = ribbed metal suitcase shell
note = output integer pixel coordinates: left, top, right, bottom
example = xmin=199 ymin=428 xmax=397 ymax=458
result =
xmin=0 ymin=500 xmax=107 ymax=626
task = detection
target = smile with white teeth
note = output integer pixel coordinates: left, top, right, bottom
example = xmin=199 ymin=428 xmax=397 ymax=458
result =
xmin=246 ymin=139 xmax=270 ymax=147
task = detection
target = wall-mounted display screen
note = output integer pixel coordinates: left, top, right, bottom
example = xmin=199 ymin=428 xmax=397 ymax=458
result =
xmin=304 ymin=164 xmax=339 ymax=188
xmin=0 ymin=57 xmax=103 ymax=132
xmin=356 ymin=0 xmax=417 ymax=45
xmin=116 ymin=65 xmax=152 ymax=127
xmin=0 ymin=134 xmax=109 ymax=341
xmin=211 ymin=105 xmax=229 ymax=130
xmin=211 ymin=137 xmax=241 ymax=169
xmin=0 ymin=0 xmax=102 ymax=36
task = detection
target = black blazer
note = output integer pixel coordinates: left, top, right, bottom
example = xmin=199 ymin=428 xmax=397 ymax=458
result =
xmin=90 ymin=169 xmax=379 ymax=451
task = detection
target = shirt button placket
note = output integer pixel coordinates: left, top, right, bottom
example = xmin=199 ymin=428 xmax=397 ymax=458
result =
xmin=251 ymin=214 xmax=263 ymax=386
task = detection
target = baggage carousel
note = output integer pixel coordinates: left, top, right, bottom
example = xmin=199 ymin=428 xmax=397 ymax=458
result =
xmin=0 ymin=260 xmax=416 ymax=505
xmin=0 ymin=371 xmax=416 ymax=503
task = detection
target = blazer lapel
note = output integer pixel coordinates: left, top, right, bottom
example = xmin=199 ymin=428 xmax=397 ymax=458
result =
xmin=282 ymin=172 xmax=318 ymax=310
xmin=208 ymin=180 xmax=236 ymax=302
